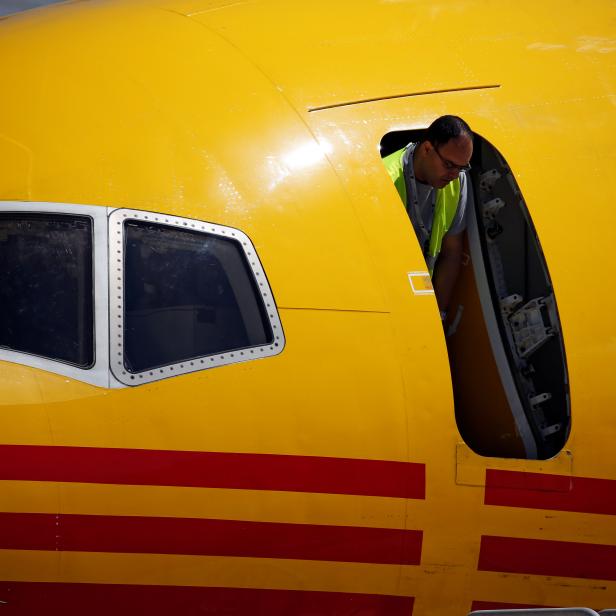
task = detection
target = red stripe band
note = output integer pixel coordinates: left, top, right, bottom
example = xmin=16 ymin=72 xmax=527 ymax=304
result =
xmin=485 ymin=469 xmax=616 ymax=515
xmin=0 ymin=582 xmax=415 ymax=616
xmin=478 ymin=535 xmax=616 ymax=581
xmin=0 ymin=444 xmax=425 ymax=499
xmin=0 ymin=512 xmax=423 ymax=565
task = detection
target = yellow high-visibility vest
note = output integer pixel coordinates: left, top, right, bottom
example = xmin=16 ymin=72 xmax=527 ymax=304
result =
xmin=382 ymin=146 xmax=460 ymax=276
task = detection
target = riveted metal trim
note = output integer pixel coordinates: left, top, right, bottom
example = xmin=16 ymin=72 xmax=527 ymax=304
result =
xmin=108 ymin=208 xmax=285 ymax=386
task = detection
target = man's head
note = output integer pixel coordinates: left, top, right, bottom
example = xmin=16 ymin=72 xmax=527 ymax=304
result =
xmin=414 ymin=115 xmax=473 ymax=189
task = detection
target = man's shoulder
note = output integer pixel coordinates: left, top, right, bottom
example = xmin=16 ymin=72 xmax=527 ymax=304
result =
xmin=458 ymin=171 xmax=468 ymax=201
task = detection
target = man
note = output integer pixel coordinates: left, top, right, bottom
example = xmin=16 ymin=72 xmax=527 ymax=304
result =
xmin=382 ymin=115 xmax=473 ymax=320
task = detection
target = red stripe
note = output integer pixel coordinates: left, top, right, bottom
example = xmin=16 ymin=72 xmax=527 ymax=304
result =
xmin=0 ymin=582 xmax=414 ymax=616
xmin=485 ymin=469 xmax=616 ymax=515
xmin=471 ymin=601 xmax=554 ymax=610
xmin=0 ymin=512 xmax=422 ymax=565
xmin=0 ymin=444 xmax=424 ymax=499
xmin=478 ymin=535 xmax=616 ymax=581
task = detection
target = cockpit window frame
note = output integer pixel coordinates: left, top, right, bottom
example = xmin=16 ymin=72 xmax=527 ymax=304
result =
xmin=0 ymin=202 xmax=110 ymax=387
xmin=108 ymin=208 xmax=285 ymax=386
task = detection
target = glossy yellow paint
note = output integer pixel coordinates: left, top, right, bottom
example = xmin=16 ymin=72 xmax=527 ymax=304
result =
xmin=0 ymin=481 xmax=410 ymax=529
xmin=0 ymin=549 xmax=611 ymax=610
xmin=0 ymin=0 xmax=614 ymax=613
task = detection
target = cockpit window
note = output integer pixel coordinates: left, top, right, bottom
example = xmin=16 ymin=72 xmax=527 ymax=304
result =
xmin=0 ymin=213 xmax=94 ymax=367
xmin=109 ymin=209 xmax=283 ymax=385
xmin=123 ymin=220 xmax=273 ymax=373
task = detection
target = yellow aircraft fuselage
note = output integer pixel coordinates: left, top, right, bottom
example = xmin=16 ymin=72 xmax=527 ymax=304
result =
xmin=0 ymin=1 xmax=614 ymax=614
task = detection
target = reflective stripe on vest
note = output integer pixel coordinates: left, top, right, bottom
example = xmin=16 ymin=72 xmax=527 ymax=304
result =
xmin=382 ymin=146 xmax=460 ymax=276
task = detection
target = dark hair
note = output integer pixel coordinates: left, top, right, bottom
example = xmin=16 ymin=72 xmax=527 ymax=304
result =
xmin=424 ymin=115 xmax=473 ymax=148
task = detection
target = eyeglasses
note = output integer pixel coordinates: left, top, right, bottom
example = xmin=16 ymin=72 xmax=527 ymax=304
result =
xmin=432 ymin=145 xmax=471 ymax=173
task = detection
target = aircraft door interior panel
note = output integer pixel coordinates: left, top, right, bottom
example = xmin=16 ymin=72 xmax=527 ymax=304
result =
xmin=449 ymin=135 xmax=570 ymax=460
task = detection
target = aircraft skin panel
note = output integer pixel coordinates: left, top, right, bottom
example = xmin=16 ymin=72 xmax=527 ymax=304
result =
xmin=0 ymin=0 xmax=615 ymax=613
xmin=311 ymin=91 xmax=616 ymax=608
xmin=188 ymin=1 xmax=613 ymax=110
xmin=0 ymin=2 xmax=386 ymax=314
xmin=0 ymin=552 xmax=613 ymax=611
xmin=0 ymin=480 xmax=418 ymax=528
xmin=0 ymin=453 xmax=613 ymax=609
xmin=0 ymin=310 xmax=411 ymax=459
xmin=0 ymin=552 xmax=411 ymax=599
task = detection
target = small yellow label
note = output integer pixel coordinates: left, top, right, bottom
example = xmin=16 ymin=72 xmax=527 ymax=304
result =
xmin=408 ymin=271 xmax=434 ymax=295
